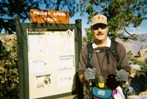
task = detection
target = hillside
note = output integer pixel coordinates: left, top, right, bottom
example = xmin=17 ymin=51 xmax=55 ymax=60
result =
xmin=116 ymin=34 xmax=147 ymax=56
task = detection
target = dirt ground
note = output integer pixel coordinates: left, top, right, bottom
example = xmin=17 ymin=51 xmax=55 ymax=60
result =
xmin=56 ymin=95 xmax=76 ymax=99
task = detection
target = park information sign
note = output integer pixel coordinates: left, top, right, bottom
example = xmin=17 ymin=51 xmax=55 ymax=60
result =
xmin=30 ymin=9 xmax=69 ymax=24
xmin=27 ymin=28 xmax=75 ymax=98
xmin=16 ymin=15 xmax=83 ymax=99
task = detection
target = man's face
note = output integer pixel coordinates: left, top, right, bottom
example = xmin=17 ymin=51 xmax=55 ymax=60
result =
xmin=91 ymin=23 xmax=108 ymax=42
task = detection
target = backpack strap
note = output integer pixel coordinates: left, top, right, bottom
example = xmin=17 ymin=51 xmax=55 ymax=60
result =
xmin=86 ymin=40 xmax=119 ymax=68
xmin=110 ymin=40 xmax=119 ymax=62
xmin=110 ymin=40 xmax=122 ymax=70
xmin=86 ymin=42 xmax=93 ymax=68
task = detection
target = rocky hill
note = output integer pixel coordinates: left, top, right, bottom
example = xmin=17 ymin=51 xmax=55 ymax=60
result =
xmin=116 ymin=34 xmax=147 ymax=56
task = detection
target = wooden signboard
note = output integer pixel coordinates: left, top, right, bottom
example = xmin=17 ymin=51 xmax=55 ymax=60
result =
xmin=16 ymin=17 xmax=83 ymax=99
xmin=30 ymin=9 xmax=69 ymax=24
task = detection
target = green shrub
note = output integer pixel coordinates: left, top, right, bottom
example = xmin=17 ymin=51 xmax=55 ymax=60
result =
xmin=0 ymin=34 xmax=19 ymax=99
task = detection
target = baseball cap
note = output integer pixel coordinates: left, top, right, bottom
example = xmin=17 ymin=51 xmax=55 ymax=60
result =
xmin=91 ymin=14 xmax=107 ymax=26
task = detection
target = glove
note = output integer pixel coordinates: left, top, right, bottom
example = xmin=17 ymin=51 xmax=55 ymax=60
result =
xmin=84 ymin=68 xmax=96 ymax=81
xmin=115 ymin=69 xmax=128 ymax=82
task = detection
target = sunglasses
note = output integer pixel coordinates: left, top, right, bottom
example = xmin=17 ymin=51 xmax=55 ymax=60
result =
xmin=92 ymin=24 xmax=107 ymax=30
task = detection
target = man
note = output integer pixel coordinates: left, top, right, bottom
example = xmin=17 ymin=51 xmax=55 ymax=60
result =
xmin=77 ymin=14 xmax=131 ymax=98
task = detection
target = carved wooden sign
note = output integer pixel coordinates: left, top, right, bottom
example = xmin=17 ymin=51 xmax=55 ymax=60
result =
xmin=30 ymin=9 xmax=69 ymax=24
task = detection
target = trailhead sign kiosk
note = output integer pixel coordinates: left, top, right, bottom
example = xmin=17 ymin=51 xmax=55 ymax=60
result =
xmin=16 ymin=9 xmax=83 ymax=99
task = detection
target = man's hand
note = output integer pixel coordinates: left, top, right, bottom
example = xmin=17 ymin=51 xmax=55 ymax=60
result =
xmin=84 ymin=68 xmax=96 ymax=81
xmin=115 ymin=69 xmax=128 ymax=82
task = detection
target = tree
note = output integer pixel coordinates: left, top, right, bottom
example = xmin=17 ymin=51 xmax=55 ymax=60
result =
xmin=0 ymin=0 xmax=78 ymax=34
xmin=79 ymin=0 xmax=147 ymax=42
xmin=1 ymin=0 xmax=147 ymax=38
xmin=0 ymin=35 xmax=18 ymax=98
xmin=41 ymin=0 xmax=77 ymax=17
xmin=82 ymin=28 xmax=94 ymax=43
xmin=0 ymin=0 xmax=39 ymax=34
xmin=127 ymin=50 xmax=133 ymax=61
xmin=0 ymin=0 xmax=38 ymax=34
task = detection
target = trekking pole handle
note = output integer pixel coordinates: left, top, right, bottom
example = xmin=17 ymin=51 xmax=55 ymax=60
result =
xmin=89 ymin=80 xmax=92 ymax=90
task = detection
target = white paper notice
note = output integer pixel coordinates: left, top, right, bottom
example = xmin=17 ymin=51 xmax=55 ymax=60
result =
xmin=58 ymin=73 xmax=73 ymax=86
xmin=58 ymin=55 xmax=74 ymax=70
xmin=28 ymin=34 xmax=45 ymax=53
xmin=29 ymin=58 xmax=48 ymax=74
xmin=47 ymin=32 xmax=61 ymax=47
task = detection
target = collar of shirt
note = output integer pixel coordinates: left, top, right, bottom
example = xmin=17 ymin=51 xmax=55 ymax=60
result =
xmin=92 ymin=37 xmax=111 ymax=49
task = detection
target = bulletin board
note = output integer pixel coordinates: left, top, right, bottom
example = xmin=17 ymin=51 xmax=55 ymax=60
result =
xmin=27 ymin=28 xmax=75 ymax=98
xmin=16 ymin=18 xmax=83 ymax=99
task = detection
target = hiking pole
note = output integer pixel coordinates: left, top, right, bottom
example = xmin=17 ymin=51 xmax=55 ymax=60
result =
xmin=89 ymin=80 xmax=93 ymax=99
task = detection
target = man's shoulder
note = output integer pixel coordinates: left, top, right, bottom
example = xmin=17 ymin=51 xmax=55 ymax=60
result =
xmin=81 ymin=43 xmax=89 ymax=52
xmin=112 ymin=40 xmax=126 ymax=54
xmin=115 ymin=40 xmax=125 ymax=48
xmin=111 ymin=40 xmax=124 ymax=47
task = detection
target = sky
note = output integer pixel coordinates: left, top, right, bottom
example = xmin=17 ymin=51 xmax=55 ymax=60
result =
xmin=33 ymin=2 xmax=147 ymax=37
xmin=17 ymin=10 xmax=147 ymax=37
xmin=70 ymin=13 xmax=147 ymax=36
xmin=70 ymin=13 xmax=89 ymax=36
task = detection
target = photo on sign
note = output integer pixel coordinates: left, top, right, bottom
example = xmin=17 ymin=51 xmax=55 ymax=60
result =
xmin=35 ymin=74 xmax=52 ymax=89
